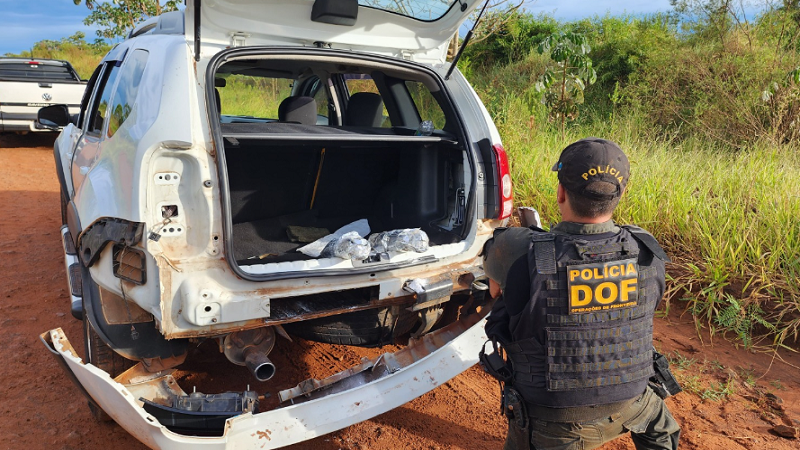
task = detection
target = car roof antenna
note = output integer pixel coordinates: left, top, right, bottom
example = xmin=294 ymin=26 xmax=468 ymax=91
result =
xmin=445 ymin=0 xmax=491 ymax=81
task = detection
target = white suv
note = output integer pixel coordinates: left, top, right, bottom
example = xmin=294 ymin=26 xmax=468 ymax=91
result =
xmin=40 ymin=1 xmax=512 ymax=448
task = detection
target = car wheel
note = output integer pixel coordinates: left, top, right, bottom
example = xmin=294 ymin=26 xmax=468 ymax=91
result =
xmin=82 ymin=281 xmax=134 ymax=421
xmin=284 ymin=306 xmax=419 ymax=347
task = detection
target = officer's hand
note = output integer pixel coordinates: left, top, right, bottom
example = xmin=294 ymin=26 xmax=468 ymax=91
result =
xmin=489 ymin=279 xmax=502 ymax=299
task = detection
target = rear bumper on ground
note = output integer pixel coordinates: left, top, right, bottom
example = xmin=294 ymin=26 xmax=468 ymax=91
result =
xmin=41 ymin=311 xmax=489 ymax=449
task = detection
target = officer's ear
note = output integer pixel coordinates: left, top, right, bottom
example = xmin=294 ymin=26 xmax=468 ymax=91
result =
xmin=557 ymin=183 xmax=567 ymax=204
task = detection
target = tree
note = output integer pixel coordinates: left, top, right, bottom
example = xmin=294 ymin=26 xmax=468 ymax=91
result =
xmin=73 ymin=0 xmax=180 ymax=39
xmin=534 ymin=31 xmax=597 ymax=139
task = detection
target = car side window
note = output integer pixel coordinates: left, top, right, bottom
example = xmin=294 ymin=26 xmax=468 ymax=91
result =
xmin=86 ymin=62 xmax=121 ymax=135
xmin=77 ymin=65 xmax=103 ymax=129
xmin=107 ymin=50 xmax=148 ymax=138
xmin=217 ymin=74 xmax=292 ymax=120
xmin=310 ymin=77 xmax=331 ymax=125
xmin=405 ymin=81 xmax=446 ymax=130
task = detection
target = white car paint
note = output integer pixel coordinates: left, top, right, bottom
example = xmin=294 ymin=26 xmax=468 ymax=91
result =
xmin=189 ymin=0 xmax=480 ymax=63
xmin=46 ymin=1 xmax=511 ymax=446
xmin=43 ymin=314 xmax=489 ymax=449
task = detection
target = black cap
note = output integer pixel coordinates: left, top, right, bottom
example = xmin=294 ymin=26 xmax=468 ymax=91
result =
xmin=551 ymin=138 xmax=630 ymax=200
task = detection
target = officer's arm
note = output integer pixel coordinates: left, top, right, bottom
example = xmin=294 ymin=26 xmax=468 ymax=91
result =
xmin=485 ymin=288 xmax=512 ymax=345
xmin=653 ymin=256 xmax=667 ymax=312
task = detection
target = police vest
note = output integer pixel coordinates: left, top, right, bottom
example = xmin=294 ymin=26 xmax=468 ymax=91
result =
xmin=505 ymin=225 xmax=668 ymax=408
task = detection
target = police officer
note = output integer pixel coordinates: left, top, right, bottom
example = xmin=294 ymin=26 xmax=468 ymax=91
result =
xmin=482 ymin=138 xmax=680 ymax=450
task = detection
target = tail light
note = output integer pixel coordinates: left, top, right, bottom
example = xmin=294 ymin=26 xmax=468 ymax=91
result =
xmin=493 ymin=144 xmax=513 ymax=220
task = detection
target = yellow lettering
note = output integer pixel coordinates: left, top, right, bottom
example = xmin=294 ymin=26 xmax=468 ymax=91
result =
xmin=595 ymin=282 xmax=618 ymax=304
xmin=603 ymin=266 xmax=609 ymax=278
xmin=617 ymin=175 xmax=623 ymax=183
xmin=593 ymin=268 xmax=603 ymax=279
xmin=570 ymin=270 xmax=580 ymax=282
xmin=571 ymin=285 xmax=593 ymax=307
xmin=598 ymin=165 xmax=605 ymax=174
xmin=582 ymin=173 xmax=589 ymax=180
xmin=609 ymin=266 xmax=620 ymax=277
xmin=581 ymin=269 xmax=593 ymax=280
xmin=626 ymin=263 xmax=638 ymax=275
xmin=621 ymin=278 xmax=638 ymax=301
xmin=589 ymin=168 xmax=597 ymax=176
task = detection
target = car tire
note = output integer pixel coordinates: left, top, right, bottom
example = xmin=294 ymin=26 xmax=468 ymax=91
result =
xmin=82 ymin=289 xmax=134 ymax=421
xmin=284 ymin=306 xmax=419 ymax=347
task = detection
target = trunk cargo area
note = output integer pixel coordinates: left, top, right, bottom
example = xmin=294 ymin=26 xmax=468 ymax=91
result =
xmin=222 ymin=123 xmax=469 ymax=265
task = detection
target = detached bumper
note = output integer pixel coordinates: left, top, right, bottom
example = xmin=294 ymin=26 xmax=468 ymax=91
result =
xmin=41 ymin=313 xmax=488 ymax=449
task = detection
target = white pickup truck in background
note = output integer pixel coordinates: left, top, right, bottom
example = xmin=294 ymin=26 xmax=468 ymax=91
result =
xmin=0 ymin=58 xmax=85 ymax=134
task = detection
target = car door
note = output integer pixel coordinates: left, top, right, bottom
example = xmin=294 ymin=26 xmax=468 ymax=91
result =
xmin=70 ymin=60 xmax=121 ymax=195
xmin=188 ymin=0 xmax=481 ymax=64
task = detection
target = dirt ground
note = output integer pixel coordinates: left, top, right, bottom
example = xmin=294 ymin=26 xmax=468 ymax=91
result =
xmin=1 ymin=134 xmax=798 ymax=450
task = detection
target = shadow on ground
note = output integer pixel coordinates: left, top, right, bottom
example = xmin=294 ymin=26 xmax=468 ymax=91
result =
xmin=0 ymin=132 xmax=57 ymax=149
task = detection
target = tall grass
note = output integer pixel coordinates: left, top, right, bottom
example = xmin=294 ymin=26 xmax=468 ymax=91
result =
xmin=485 ymin=91 xmax=800 ymax=347
xmin=462 ymin=7 xmax=800 ymax=348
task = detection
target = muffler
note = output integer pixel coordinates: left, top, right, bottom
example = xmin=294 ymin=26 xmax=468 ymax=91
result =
xmin=223 ymin=327 xmax=276 ymax=381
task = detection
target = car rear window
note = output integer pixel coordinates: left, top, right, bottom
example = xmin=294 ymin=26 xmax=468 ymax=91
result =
xmin=359 ymin=0 xmax=458 ymax=21
xmin=0 ymin=62 xmax=79 ymax=82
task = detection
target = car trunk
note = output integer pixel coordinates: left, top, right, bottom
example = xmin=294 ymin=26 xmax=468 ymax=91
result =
xmin=221 ymin=123 xmax=470 ymax=267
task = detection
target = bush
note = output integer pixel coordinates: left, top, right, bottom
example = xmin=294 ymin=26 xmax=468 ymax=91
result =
xmin=463 ymin=12 xmax=560 ymax=67
xmin=462 ymin=7 xmax=800 ymax=347
xmin=622 ymin=15 xmax=799 ymax=146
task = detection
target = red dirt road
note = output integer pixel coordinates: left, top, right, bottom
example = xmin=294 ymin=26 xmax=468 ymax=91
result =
xmin=1 ymin=135 xmax=798 ymax=450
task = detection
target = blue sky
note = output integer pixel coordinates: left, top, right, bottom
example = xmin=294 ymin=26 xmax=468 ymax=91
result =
xmin=0 ymin=0 xmax=678 ymax=56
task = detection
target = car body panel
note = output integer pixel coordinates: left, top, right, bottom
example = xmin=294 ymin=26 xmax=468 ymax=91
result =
xmin=45 ymin=5 xmax=509 ymax=446
xmin=42 ymin=312 xmax=488 ymax=449
xmin=51 ymin=33 xmax=507 ymax=340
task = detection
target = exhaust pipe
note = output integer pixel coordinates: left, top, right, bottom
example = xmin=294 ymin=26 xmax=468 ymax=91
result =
xmin=223 ymin=327 xmax=276 ymax=381
xmin=243 ymin=346 xmax=276 ymax=381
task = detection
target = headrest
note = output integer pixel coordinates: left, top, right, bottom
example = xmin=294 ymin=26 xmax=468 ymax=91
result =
xmin=278 ymin=96 xmax=317 ymax=125
xmin=345 ymin=92 xmax=384 ymax=127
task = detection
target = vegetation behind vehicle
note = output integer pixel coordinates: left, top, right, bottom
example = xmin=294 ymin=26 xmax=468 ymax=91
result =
xmin=462 ymin=2 xmax=800 ymax=349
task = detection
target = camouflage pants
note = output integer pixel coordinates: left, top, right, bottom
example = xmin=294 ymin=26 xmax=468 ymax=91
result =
xmin=503 ymin=387 xmax=681 ymax=450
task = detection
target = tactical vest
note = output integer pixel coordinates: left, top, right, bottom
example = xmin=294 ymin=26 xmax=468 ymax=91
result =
xmin=505 ymin=225 xmax=668 ymax=408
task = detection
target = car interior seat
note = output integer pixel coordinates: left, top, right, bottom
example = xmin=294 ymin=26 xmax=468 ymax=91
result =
xmin=345 ymin=92 xmax=384 ymax=127
xmin=278 ymin=96 xmax=317 ymax=125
